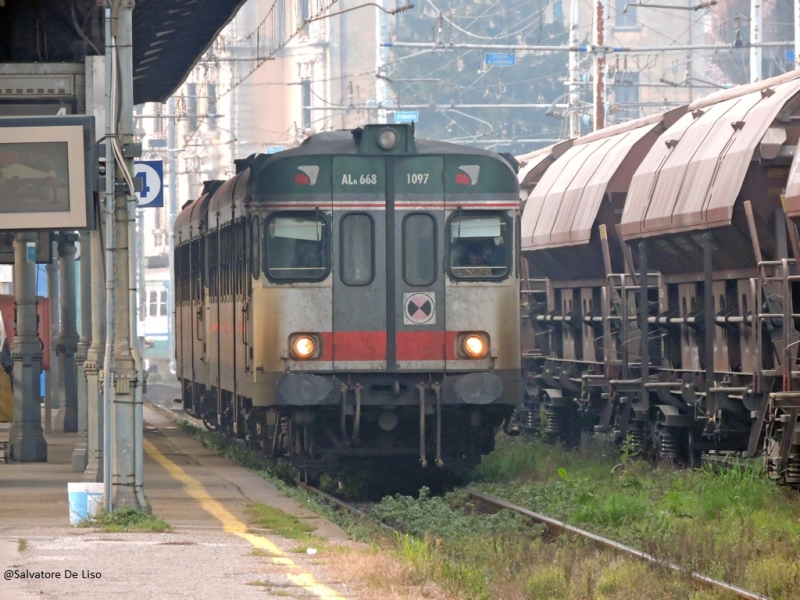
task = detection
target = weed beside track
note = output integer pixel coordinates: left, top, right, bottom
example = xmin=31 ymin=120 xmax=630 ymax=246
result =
xmin=174 ymin=412 xmax=800 ymax=599
xmin=467 ymin=435 xmax=800 ymax=599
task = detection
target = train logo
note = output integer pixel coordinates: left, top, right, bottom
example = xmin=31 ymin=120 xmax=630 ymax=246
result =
xmin=456 ymin=165 xmax=480 ymax=185
xmin=294 ymin=165 xmax=320 ymax=186
xmin=404 ymin=292 xmax=436 ymax=325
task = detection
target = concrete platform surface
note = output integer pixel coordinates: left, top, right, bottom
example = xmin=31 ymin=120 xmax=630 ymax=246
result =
xmin=0 ymin=392 xmax=362 ymax=600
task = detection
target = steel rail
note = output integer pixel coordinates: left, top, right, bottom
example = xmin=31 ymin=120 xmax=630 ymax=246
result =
xmin=466 ymin=489 xmax=770 ymax=600
xmin=296 ymin=481 xmax=395 ymax=531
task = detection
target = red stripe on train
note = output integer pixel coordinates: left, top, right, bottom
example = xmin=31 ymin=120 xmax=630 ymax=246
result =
xmin=395 ymin=331 xmax=459 ymax=361
xmin=319 ymin=331 xmax=388 ymax=361
xmin=318 ymin=331 xmax=461 ymax=362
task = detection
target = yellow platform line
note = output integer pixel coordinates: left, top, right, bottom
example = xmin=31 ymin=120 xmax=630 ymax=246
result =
xmin=143 ymin=438 xmax=346 ymax=599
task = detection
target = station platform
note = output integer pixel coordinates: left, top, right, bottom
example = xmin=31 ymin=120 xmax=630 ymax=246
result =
xmin=0 ymin=386 xmax=359 ymax=600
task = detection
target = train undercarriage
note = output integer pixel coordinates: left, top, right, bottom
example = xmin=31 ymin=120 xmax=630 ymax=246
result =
xmin=179 ymin=376 xmax=516 ymax=482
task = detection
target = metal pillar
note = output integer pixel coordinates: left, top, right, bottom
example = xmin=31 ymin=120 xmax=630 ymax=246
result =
xmin=568 ymin=0 xmax=581 ymax=138
xmin=103 ymin=5 xmax=116 ymax=512
xmin=167 ymin=96 xmax=177 ymax=375
xmin=751 ymin=0 xmax=762 ymax=82
xmin=704 ymin=232 xmax=716 ymax=417
xmin=72 ymin=232 xmax=92 ymax=471
xmin=111 ymin=0 xmax=144 ymax=508
xmin=45 ymin=253 xmax=60 ymax=433
xmin=795 ymin=0 xmax=800 ymax=71
xmin=639 ymin=241 xmax=649 ymax=407
xmin=9 ymin=233 xmax=47 ymax=462
xmin=375 ymin=0 xmax=390 ymax=124
xmin=54 ymin=233 xmax=79 ymax=433
xmin=593 ymin=0 xmax=606 ymax=131
xmin=84 ymin=228 xmax=105 ymax=482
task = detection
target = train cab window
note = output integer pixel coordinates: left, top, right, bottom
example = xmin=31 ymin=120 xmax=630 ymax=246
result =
xmin=264 ymin=214 xmax=329 ymax=281
xmin=341 ymin=214 xmax=374 ymax=285
xmin=448 ymin=214 xmax=509 ymax=280
xmin=403 ymin=214 xmax=436 ymax=286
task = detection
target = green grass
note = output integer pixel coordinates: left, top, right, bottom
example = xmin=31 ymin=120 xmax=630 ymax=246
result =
xmin=244 ymin=503 xmax=320 ymax=542
xmin=171 ymin=411 xmax=800 ymax=599
xmin=469 ymin=434 xmax=800 ymax=598
xmin=79 ymin=507 xmax=171 ymax=533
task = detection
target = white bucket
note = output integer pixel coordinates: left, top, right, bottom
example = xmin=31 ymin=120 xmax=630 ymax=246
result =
xmin=67 ymin=482 xmax=105 ymax=526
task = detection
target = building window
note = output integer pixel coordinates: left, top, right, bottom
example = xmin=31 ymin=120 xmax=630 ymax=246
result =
xmin=615 ymin=0 xmax=637 ymax=28
xmin=613 ymin=71 xmax=640 ymax=121
xmin=340 ymin=214 xmax=374 ymax=286
xmin=208 ymin=83 xmax=217 ymax=131
xmin=301 ymin=79 xmax=312 ymax=131
xmin=148 ymin=289 xmax=168 ymax=316
xmin=154 ymin=103 xmax=163 ymax=134
xmin=187 ymin=82 xmax=198 ymax=133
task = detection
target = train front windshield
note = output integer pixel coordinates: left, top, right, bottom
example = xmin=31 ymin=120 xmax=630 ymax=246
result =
xmin=449 ymin=214 xmax=510 ymax=279
xmin=264 ymin=215 xmax=329 ymax=281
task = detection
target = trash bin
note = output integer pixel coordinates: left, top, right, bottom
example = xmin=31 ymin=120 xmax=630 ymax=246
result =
xmin=68 ymin=482 xmax=104 ymax=525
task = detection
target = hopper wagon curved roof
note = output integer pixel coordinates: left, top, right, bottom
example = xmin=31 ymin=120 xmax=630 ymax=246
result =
xmin=621 ymin=70 xmax=800 ymax=240
xmin=520 ymin=109 xmax=683 ymax=254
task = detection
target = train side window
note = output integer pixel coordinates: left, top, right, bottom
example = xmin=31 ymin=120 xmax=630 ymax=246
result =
xmin=341 ymin=214 xmax=374 ymax=286
xmin=264 ymin=213 xmax=329 ymax=282
xmin=403 ymin=213 xmax=436 ymax=286
xmin=251 ymin=216 xmax=261 ymax=279
xmin=448 ymin=213 xmax=510 ymax=280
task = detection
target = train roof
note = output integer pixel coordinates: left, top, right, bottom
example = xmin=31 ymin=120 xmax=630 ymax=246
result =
xmin=244 ymin=124 xmax=519 ymax=199
xmin=267 ymin=125 xmax=513 ymax=159
xmin=520 ymin=108 xmax=685 ymax=254
xmin=621 ymin=69 xmax=800 ymax=240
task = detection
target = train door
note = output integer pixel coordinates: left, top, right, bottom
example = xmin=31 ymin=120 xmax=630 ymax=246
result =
xmin=332 ymin=156 xmax=388 ymax=371
xmin=391 ymin=157 xmax=446 ymax=371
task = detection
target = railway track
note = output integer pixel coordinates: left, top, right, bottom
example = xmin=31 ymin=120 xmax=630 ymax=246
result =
xmin=295 ymin=480 xmax=394 ymax=532
xmin=298 ymin=480 xmax=770 ymax=600
xmin=466 ymin=489 xmax=770 ymax=600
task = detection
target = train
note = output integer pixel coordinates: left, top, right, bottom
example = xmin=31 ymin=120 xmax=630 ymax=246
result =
xmin=517 ymin=70 xmax=800 ymax=485
xmin=173 ymin=124 xmax=522 ymax=479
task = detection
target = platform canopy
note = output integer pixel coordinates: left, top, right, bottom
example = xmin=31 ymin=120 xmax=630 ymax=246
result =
xmin=0 ymin=0 xmax=248 ymax=105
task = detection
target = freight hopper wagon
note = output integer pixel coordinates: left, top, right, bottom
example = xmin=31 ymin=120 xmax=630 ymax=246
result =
xmin=174 ymin=124 xmax=522 ymax=479
xmin=520 ymin=71 xmax=800 ymax=484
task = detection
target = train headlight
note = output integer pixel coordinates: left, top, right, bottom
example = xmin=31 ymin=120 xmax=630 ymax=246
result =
xmin=290 ymin=335 xmax=317 ymax=360
xmin=460 ymin=333 xmax=489 ymax=359
xmin=377 ymin=128 xmax=398 ymax=150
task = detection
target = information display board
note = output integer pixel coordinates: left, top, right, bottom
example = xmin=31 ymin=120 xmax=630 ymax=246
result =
xmin=0 ymin=115 xmax=95 ymax=231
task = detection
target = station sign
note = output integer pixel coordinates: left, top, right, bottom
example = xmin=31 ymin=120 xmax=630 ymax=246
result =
xmin=485 ymin=53 xmax=516 ymax=67
xmin=134 ymin=160 xmax=164 ymax=208
xmin=787 ymin=49 xmax=796 ymax=63
xmin=394 ymin=111 xmax=419 ymax=124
